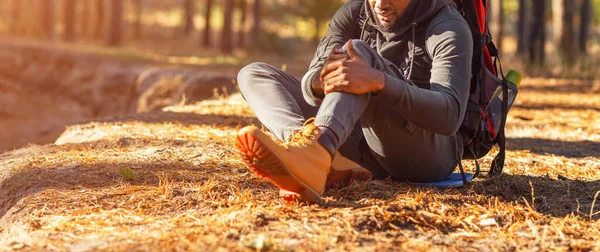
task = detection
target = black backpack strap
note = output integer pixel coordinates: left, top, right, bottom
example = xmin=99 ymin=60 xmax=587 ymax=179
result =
xmin=469 ymin=144 xmax=481 ymax=178
xmin=491 ymin=126 xmax=506 ymax=175
xmin=456 ymin=136 xmax=469 ymax=184
xmin=457 ymin=160 xmax=468 ymax=184
xmin=487 ymin=40 xmax=499 ymax=57
xmin=490 ymin=58 xmax=509 ymax=176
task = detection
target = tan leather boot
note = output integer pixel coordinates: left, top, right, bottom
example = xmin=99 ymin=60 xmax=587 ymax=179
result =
xmin=279 ymin=153 xmax=372 ymax=202
xmin=327 ymin=153 xmax=373 ymax=187
xmin=235 ymin=121 xmax=332 ymax=203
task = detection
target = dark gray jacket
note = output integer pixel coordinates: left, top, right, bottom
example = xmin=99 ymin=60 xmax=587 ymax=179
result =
xmin=301 ymin=0 xmax=473 ymax=136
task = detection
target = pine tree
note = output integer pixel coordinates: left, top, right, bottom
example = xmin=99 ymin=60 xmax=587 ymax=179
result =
xmin=40 ymin=0 xmax=55 ymax=40
xmin=10 ymin=0 xmax=20 ymax=34
xmin=579 ymin=0 xmax=592 ymax=54
xmin=528 ymin=0 xmax=546 ymax=64
xmin=251 ymin=0 xmax=261 ymax=44
xmin=81 ymin=0 xmax=91 ymax=37
xmin=183 ymin=0 xmax=195 ymax=36
xmin=490 ymin=0 xmax=504 ymax=52
xmin=63 ymin=0 xmax=76 ymax=41
xmin=94 ymin=0 xmax=105 ymax=39
xmin=221 ymin=0 xmax=235 ymax=53
xmin=134 ymin=0 xmax=143 ymax=39
xmin=203 ymin=0 xmax=214 ymax=47
xmin=552 ymin=0 xmax=575 ymax=63
xmin=237 ymin=0 xmax=247 ymax=48
xmin=517 ymin=0 xmax=527 ymax=54
xmin=106 ymin=0 xmax=124 ymax=46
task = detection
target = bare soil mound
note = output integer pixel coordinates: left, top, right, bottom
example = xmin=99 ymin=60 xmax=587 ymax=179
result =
xmin=0 ymin=42 xmax=235 ymax=153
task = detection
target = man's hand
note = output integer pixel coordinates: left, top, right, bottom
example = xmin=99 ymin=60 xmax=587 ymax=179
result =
xmin=321 ymin=40 xmax=385 ymax=95
xmin=312 ymin=46 xmax=348 ymax=95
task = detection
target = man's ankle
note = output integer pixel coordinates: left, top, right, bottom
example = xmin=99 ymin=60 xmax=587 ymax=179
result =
xmin=317 ymin=126 xmax=339 ymax=159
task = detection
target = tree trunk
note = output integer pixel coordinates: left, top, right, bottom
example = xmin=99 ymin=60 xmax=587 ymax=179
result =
xmin=183 ymin=0 xmax=195 ymax=36
xmin=490 ymin=0 xmax=504 ymax=52
xmin=579 ymin=0 xmax=591 ymax=54
xmin=94 ymin=0 xmax=105 ymax=39
xmin=25 ymin=0 xmax=40 ymax=36
xmin=40 ymin=0 xmax=55 ymax=39
xmin=81 ymin=0 xmax=90 ymax=37
xmin=552 ymin=0 xmax=563 ymax=45
xmin=528 ymin=0 xmax=546 ymax=64
xmin=252 ymin=0 xmax=261 ymax=44
xmin=237 ymin=0 xmax=247 ymax=48
xmin=221 ymin=0 xmax=234 ymax=54
xmin=10 ymin=0 xmax=20 ymax=34
xmin=517 ymin=0 xmax=526 ymax=54
xmin=553 ymin=0 xmax=575 ymax=63
xmin=134 ymin=0 xmax=143 ymax=39
xmin=63 ymin=0 xmax=76 ymax=41
xmin=105 ymin=0 xmax=123 ymax=46
xmin=203 ymin=0 xmax=214 ymax=47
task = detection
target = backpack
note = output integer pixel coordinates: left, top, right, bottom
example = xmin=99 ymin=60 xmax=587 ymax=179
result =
xmin=358 ymin=0 xmax=511 ymax=180
xmin=454 ymin=0 xmax=510 ymax=180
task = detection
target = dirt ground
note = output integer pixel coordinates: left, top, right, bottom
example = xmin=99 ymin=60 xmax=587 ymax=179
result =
xmin=0 ymin=72 xmax=599 ymax=250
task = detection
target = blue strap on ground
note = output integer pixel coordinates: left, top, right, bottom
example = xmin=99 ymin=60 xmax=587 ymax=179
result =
xmin=413 ymin=173 xmax=474 ymax=188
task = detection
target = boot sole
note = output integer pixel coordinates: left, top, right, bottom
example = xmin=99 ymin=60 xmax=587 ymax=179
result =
xmin=235 ymin=130 xmax=322 ymax=204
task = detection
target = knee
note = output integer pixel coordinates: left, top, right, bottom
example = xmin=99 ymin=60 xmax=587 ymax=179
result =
xmin=348 ymin=39 xmax=370 ymax=50
xmin=343 ymin=40 xmax=373 ymax=57
xmin=237 ymin=62 xmax=271 ymax=91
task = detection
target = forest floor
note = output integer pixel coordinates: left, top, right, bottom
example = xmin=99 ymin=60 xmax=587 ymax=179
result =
xmin=0 ymin=72 xmax=599 ymax=250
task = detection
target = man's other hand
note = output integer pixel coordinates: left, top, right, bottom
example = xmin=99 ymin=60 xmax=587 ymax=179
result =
xmin=322 ymin=40 xmax=385 ymax=95
xmin=312 ymin=46 xmax=348 ymax=95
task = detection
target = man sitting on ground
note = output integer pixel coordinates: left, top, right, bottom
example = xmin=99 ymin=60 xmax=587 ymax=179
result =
xmin=235 ymin=0 xmax=473 ymax=203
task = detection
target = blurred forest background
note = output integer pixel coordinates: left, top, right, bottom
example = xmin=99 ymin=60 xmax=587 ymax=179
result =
xmin=1 ymin=2 xmax=600 ymax=250
xmin=0 ymin=0 xmax=599 ymax=152
xmin=0 ymin=0 xmax=599 ymax=76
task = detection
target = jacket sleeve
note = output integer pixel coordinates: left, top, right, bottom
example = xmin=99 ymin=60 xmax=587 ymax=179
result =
xmin=374 ymin=17 xmax=473 ymax=136
xmin=301 ymin=0 xmax=363 ymax=106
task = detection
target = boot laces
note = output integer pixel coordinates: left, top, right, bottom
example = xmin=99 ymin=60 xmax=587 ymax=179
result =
xmin=283 ymin=118 xmax=319 ymax=148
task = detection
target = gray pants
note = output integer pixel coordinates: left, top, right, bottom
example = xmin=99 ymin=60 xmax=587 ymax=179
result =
xmin=237 ymin=40 xmax=459 ymax=182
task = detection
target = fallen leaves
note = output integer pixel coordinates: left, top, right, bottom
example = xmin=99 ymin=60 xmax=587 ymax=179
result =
xmin=1 ymin=80 xmax=599 ymax=251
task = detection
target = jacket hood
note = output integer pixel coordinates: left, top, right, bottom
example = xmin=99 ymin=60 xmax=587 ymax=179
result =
xmin=362 ymin=0 xmax=452 ymax=76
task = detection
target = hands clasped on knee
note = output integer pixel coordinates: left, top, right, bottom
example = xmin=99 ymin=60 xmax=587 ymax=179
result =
xmin=314 ymin=40 xmax=385 ymax=96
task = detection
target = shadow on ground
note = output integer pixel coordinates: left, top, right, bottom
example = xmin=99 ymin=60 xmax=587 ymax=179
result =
xmin=326 ymin=174 xmax=600 ymax=220
xmin=507 ymin=138 xmax=600 ymax=158
xmin=513 ymin=104 xmax=600 ymax=112
xmin=474 ymin=174 xmax=600 ymax=218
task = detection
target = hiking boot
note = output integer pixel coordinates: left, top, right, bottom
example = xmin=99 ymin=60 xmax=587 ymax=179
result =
xmin=327 ymin=153 xmax=373 ymax=186
xmin=235 ymin=120 xmax=333 ymax=203
xmin=279 ymin=153 xmax=372 ymax=202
